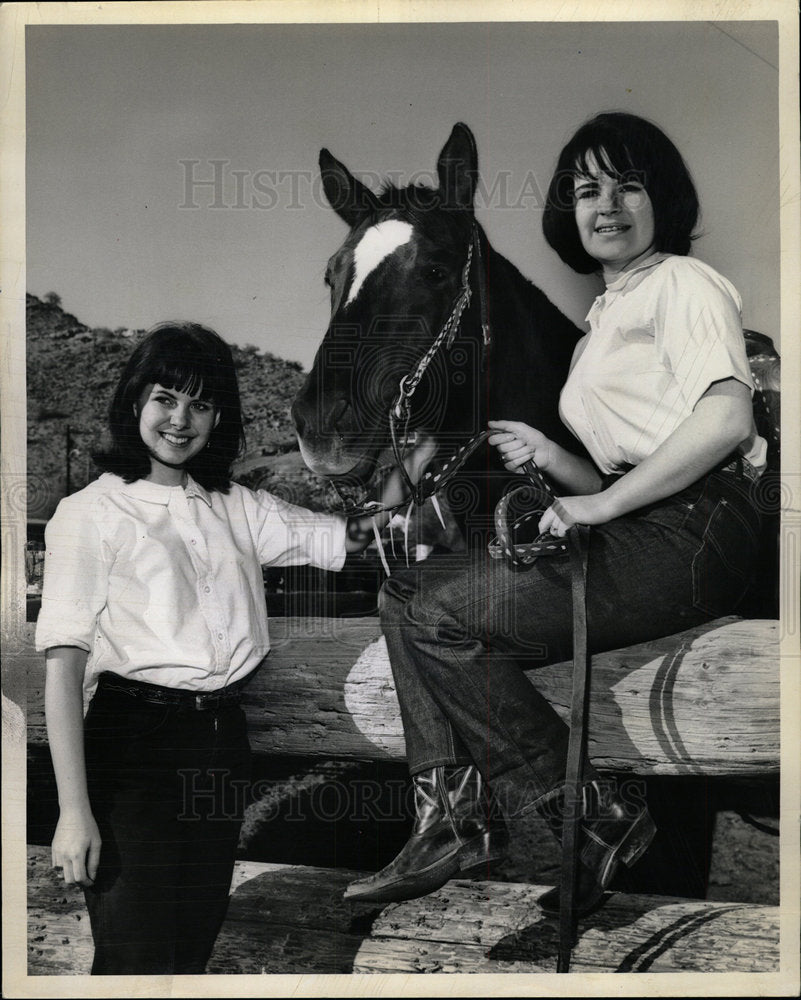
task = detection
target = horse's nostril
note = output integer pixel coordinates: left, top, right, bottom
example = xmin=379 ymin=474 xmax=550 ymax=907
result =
xmin=292 ymin=396 xmax=353 ymax=439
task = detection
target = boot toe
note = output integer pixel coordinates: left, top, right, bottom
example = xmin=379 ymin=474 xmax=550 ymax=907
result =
xmin=342 ymin=765 xmax=509 ymax=905
xmin=343 ymin=862 xmax=454 ymax=904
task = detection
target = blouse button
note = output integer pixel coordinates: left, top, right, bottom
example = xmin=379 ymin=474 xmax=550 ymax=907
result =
xmin=190 ymin=539 xmax=197 ymax=545
xmin=217 ymin=632 xmax=224 ymax=640
xmin=204 ymin=586 xmax=211 ymax=593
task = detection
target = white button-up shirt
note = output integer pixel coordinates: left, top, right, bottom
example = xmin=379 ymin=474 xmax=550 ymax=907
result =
xmin=35 ymin=473 xmax=347 ymax=693
xmin=558 ymin=253 xmax=767 ymax=476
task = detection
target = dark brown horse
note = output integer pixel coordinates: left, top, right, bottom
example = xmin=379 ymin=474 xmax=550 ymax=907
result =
xmin=291 ymin=123 xmax=585 ymax=541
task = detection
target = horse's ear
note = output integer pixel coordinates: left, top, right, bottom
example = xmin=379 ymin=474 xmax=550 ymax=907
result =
xmin=319 ymin=148 xmax=379 ymax=227
xmin=436 ymin=123 xmax=478 ymax=211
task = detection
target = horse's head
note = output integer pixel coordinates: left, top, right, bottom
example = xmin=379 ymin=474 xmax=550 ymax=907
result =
xmin=292 ymin=124 xmax=483 ymax=486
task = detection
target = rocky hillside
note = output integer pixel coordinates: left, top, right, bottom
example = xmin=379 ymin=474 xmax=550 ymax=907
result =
xmin=26 ymin=293 xmax=329 ymax=518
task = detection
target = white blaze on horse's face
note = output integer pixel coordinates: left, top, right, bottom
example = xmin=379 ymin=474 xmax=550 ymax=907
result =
xmin=345 ymin=220 xmax=414 ymax=307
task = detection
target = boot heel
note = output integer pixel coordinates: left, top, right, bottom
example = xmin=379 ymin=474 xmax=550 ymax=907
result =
xmin=619 ymin=810 xmax=656 ymax=869
xmin=457 ymin=829 xmax=509 ymax=874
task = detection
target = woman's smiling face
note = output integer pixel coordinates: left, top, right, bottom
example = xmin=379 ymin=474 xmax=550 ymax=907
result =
xmin=137 ymin=382 xmax=219 ymax=485
xmin=573 ymin=151 xmax=656 ymax=280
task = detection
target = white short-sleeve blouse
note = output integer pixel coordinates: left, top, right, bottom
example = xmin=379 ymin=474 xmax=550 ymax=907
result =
xmin=558 ymin=253 xmax=767 ymax=476
xmin=35 ymin=473 xmax=347 ymax=693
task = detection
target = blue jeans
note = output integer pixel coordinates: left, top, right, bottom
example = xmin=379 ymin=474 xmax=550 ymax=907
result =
xmin=82 ymin=680 xmax=251 ymax=974
xmin=380 ymin=468 xmax=762 ymax=817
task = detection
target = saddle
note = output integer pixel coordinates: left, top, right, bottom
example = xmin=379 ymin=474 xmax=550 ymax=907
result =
xmin=743 ymin=330 xmax=781 ymax=618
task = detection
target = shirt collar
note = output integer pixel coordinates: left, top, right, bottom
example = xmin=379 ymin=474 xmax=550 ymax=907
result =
xmin=183 ymin=476 xmax=213 ymax=507
xmin=603 ymin=251 xmax=670 ymax=292
xmin=115 ymin=473 xmax=213 ymax=507
xmin=586 ymin=252 xmax=671 ymax=325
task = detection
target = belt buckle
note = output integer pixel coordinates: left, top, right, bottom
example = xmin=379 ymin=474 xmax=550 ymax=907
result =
xmin=195 ymin=694 xmax=204 ymax=712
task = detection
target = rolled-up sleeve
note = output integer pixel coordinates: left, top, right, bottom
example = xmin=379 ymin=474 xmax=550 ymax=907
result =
xmin=656 ymin=262 xmax=754 ymax=411
xmin=35 ymin=496 xmax=111 ymax=653
xmin=251 ymin=490 xmax=348 ymax=571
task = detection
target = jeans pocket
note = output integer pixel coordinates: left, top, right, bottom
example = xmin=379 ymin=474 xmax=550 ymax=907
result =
xmin=692 ymin=498 xmax=759 ymax=618
xmin=84 ymin=691 xmax=174 ymax=743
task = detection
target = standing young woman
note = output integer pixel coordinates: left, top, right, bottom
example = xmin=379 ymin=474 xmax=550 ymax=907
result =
xmin=344 ymin=112 xmax=767 ymax=913
xmin=37 ymin=322 xmax=433 ymax=974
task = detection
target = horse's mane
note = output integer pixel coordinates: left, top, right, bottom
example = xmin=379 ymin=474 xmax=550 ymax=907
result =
xmin=376 ymin=180 xmax=439 ymax=208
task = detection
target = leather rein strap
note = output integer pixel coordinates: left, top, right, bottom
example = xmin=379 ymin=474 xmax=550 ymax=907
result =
xmin=559 ymin=522 xmax=590 ymax=974
xmin=487 ymin=460 xmax=569 ymax=562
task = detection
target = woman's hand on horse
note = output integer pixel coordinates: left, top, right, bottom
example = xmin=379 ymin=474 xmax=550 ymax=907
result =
xmin=539 ymin=493 xmax=615 ymax=536
xmin=488 ymin=420 xmax=553 ymax=473
xmin=51 ymin=806 xmax=102 ymax=887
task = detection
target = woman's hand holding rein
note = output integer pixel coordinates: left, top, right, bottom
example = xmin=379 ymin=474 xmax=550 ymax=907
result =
xmin=488 ymin=419 xmax=603 ymax=500
xmin=489 ymin=379 xmax=752 ymax=538
xmin=538 ymin=493 xmax=617 ymax=537
xmin=488 ymin=419 xmax=555 ymax=473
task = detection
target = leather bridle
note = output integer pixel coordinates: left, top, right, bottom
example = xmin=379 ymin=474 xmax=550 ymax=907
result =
xmin=332 ymin=219 xmax=573 ymax=563
xmin=332 ymin=221 xmax=491 ymax=518
xmin=388 ymin=221 xmax=489 ymax=500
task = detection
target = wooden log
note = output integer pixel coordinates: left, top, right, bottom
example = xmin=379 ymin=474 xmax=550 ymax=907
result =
xmin=27 ymin=845 xmax=94 ymax=976
xmin=21 ymin=615 xmax=779 ymax=774
xmin=26 ymin=846 xmax=779 ymax=976
xmin=352 ymin=886 xmax=781 ymax=974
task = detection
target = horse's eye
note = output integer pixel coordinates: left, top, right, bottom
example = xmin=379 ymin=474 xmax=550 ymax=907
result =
xmin=425 ymin=265 xmax=448 ymax=284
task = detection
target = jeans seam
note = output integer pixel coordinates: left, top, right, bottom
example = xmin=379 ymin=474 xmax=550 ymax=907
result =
xmin=445 ymin=719 xmax=459 ymax=762
xmin=421 ymin=564 xmax=552 ymax=645
xmin=691 ymin=500 xmax=754 ymax=615
xmin=425 ymin=609 xmax=561 ymax=799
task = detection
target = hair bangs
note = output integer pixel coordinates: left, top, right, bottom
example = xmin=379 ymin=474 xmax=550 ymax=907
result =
xmin=573 ymin=141 xmax=631 ymax=181
xmin=149 ymin=357 xmax=214 ymax=402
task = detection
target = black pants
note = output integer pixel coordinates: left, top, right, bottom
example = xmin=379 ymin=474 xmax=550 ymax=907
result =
xmin=82 ymin=679 xmax=251 ymax=974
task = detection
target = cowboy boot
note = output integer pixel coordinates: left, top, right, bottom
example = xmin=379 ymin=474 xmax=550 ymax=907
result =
xmin=537 ymin=778 xmax=656 ymax=916
xmin=344 ymin=764 xmax=508 ymax=904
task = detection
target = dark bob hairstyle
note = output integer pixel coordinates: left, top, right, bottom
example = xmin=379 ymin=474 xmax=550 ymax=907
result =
xmin=542 ymin=111 xmax=700 ymax=274
xmin=93 ymin=322 xmax=245 ymax=491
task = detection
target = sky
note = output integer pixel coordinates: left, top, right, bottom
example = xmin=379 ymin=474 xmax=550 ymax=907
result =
xmin=25 ymin=19 xmax=781 ymax=370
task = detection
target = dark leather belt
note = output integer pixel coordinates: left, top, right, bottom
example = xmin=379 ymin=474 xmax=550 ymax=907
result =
xmin=96 ymin=671 xmax=252 ymax=711
xmin=598 ymin=453 xmax=760 ymax=494
xmin=719 ymin=455 xmax=760 ymax=483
